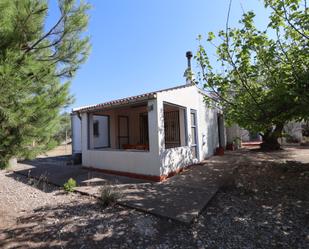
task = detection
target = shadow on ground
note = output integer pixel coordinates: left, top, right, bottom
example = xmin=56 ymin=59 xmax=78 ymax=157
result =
xmin=2 ymin=145 xmax=309 ymax=248
xmin=10 ymin=145 xmax=309 ymax=224
xmin=12 ymin=153 xmax=239 ymax=223
xmin=193 ymin=158 xmax=309 ymax=248
xmin=0 ymin=199 xmax=196 ymax=249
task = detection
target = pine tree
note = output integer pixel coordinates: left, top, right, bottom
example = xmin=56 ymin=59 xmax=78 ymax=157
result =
xmin=0 ymin=0 xmax=90 ymax=168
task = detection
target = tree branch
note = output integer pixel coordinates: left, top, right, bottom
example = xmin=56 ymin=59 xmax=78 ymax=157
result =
xmin=269 ymin=3 xmax=309 ymax=40
xmin=224 ymin=0 xmax=267 ymax=117
xmin=25 ymin=14 xmax=65 ymax=53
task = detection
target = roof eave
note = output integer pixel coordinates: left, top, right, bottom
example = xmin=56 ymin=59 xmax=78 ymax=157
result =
xmin=73 ymin=93 xmax=156 ymax=113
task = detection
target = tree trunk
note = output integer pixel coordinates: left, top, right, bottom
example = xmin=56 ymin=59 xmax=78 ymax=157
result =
xmin=260 ymin=123 xmax=284 ymax=150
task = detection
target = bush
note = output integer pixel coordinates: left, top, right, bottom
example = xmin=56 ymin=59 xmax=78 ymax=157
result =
xmin=63 ymin=178 xmax=77 ymax=192
xmin=98 ymin=185 xmax=121 ymax=208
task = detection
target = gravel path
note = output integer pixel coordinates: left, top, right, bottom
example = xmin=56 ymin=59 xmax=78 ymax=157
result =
xmin=1 ymin=147 xmax=309 ymax=249
xmin=0 ymin=171 xmax=194 ymax=249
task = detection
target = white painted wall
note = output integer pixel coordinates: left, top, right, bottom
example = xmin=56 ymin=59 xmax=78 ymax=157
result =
xmin=71 ymin=114 xmax=82 ymax=154
xmin=157 ymin=85 xmax=221 ymax=176
xmin=79 ymin=85 xmax=223 ymax=177
xmin=226 ymin=124 xmax=241 ymax=144
xmin=197 ymin=94 xmax=220 ymax=159
xmin=92 ymin=115 xmax=109 ymax=148
xmin=240 ymin=128 xmax=262 ymax=142
xmin=284 ymin=121 xmax=303 ymax=142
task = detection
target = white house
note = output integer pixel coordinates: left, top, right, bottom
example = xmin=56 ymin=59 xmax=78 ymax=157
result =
xmin=71 ymin=52 xmax=226 ymax=181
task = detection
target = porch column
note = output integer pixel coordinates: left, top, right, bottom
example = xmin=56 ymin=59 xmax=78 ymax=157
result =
xmin=147 ymin=99 xmax=164 ymax=155
xmin=81 ymin=113 xmax=94 ymax=151
xmin=81 ymin=112 xmax=89 ymax=152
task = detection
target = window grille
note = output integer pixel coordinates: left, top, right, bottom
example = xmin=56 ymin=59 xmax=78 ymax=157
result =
xmin=164 ymin=111 xmax=180 ymax=148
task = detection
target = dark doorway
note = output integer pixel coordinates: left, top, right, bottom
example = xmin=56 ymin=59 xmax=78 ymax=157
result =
xmin=217 ymin=114 xmax=224 ymax=147
xmin=139 ymin=113 xmax=149 ymax=144
xmin=118 ymin=116 xmax=129 ymax=149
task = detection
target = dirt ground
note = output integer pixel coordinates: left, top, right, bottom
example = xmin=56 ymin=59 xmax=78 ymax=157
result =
xmin=39 ymin=144 xmax=72 ymax=157
xmin=0 ymin=146 xmax=308 ymax=249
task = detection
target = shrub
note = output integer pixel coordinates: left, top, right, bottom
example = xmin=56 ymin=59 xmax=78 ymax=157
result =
xmin=63 ymin=178 xmax=77 ymax=192
xmin=98 ymin=185 xmax=121 ymax=208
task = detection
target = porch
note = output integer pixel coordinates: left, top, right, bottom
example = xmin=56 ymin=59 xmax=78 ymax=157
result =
xmin=80 ymin=99 xmax=195 ymax=179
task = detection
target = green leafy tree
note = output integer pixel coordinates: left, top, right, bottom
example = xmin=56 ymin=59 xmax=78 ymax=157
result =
xmin=53 ymin=112 xmax=71 ymax=144
xmin=0 ymin=0 xmax=90 ymax=168
xmin=196 ymin=0 xmax=308 ymax=150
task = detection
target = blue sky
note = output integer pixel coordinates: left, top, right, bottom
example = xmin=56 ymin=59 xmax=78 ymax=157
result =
xmin=47 ymin=0 xmax=270 ymax=110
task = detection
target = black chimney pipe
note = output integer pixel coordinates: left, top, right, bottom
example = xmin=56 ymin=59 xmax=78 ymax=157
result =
xmin=186 ymin=51 xmax=193 ymax=69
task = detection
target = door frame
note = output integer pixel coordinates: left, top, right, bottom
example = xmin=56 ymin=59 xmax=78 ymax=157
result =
xmin=190 ymin=109 xmax=199 ymax=159
xmin=118 ymin=115 xmax=129 ymax=149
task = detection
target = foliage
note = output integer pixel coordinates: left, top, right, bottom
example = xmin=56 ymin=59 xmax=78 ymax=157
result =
xmin=63 ymin=177 xmax=77 ymax=192
xmin=98 ymin=185 xmax=121 ymax=208
xmin=196 ymin=0 xmax=309 ymax=150
xmin=0 ymin=0 xmax=90 ymax=168
xmin=53 ymin=112 xmax=71 ymax=145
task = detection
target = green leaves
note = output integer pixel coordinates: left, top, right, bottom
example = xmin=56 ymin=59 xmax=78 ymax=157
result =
xmin=0 ymin=0 xmax=90 ymax=168
xmin=196 ymin=0 xmax=309 ymax=136
xmin=207 ymin=32 xmax=215 ymax=42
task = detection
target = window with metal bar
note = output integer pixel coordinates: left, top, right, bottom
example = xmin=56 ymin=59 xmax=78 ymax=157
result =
xmin=164 ymin=111 xmax=180 ymax=148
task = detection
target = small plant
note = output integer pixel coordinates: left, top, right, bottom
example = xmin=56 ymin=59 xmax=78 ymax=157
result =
xmin=63 ymin=178 xmax=77 ymax=192
xmin=98 ymin=185 xmax=121 ymax=208
xmin=27 ymin=171 xmax=48 ymax=191
xmin=233 ymin=137 xmax=242 ymax=148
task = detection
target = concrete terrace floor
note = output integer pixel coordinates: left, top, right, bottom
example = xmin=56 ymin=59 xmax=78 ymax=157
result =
xmin=11 ymin=145 xmax=309 ymax=224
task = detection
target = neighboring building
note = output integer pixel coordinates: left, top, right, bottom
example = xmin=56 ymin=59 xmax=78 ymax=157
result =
xmin=240 ymin=128 xmax=262 ymax=142
xmin=226 ymin=122 xmax=305 ymax=145
xmin=71 ymin=52 xmax=226 ymax=181
xmin=283 ymin=121 xmax=304 ymax=143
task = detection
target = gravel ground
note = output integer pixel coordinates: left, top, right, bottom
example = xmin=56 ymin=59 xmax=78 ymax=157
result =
xmin=192 ymin=160 xmax=309 ymax=249
xmin=1 ymin=149 xmax=309 ymax=249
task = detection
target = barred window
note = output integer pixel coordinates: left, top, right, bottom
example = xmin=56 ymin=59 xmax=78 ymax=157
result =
xmin=164 ymin=111 xmax=180 ymax=149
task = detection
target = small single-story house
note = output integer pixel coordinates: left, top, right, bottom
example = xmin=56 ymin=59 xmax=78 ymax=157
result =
xmin=71 ymin=53 xmax=226 ymax=181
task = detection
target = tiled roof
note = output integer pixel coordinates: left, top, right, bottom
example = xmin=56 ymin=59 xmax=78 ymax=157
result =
xmin=73 ymin=83 xmax=195 ymax=113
